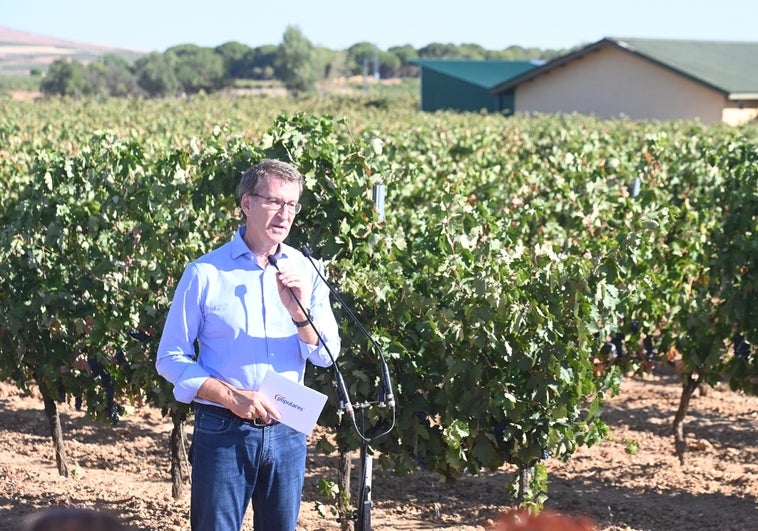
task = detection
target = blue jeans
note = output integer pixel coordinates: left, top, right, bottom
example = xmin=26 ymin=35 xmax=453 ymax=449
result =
xmin=189 ymin=405 xmax=307 ymax=531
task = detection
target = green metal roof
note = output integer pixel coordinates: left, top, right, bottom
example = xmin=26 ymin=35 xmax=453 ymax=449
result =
xmin=411 ymin=59 xmax=537 ymax=89
xmin=491 ymin=37 xmax=758 ymax=97
xmin=612 ymin=37 xmax=758 ymax=95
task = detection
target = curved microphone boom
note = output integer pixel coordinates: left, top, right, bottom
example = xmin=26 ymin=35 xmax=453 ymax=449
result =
xmin=268 ymin=254 xmax=354 ymax=421
xmin=298 ymin=248 xmax=395 ymax=531
xmin=301 ymin=246 xmax=395 ymax=410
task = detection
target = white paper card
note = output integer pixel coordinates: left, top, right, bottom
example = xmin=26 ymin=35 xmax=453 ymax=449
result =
xmin=258 ymin=370 xmax=328 ymax=435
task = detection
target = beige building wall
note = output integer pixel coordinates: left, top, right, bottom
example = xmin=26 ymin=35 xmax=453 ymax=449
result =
xmin=722 ymin=102 xmax=758 ymax=126
xmin=513 ymin=46 xmax=730 ymax=124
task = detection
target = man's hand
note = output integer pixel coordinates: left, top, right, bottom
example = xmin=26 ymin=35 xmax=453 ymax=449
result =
xmin=197 ymin=377 xmax=281 ymax=423
xmin=228 ymin=388 xmax=281 ymax=424
xmin=274 ymin=262 xmax=312 ymax=321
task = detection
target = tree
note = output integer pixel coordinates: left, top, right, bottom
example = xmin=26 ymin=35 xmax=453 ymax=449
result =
xmin=346 ymin=42 xmax=380 ymax=77
xmin=167 ymin=46 xmax=228 ymax=94
xmin=417 ymin=42 xmax=466 ymax=59
xmin=245 ymin=45 xmax=278 ymax=80
xmin=274 ymin=25 xmax=318 ymax=95
xmin=388 ymin=45 xmax=419 ymax=77
xmin=133 ymin=52 xmax=180 ymax=97
xmin=312 ymin=46 xmax=344 ymax=81
xmin=377 ymin=50 xmax=401 ymax=79
xmin=87 ymin=54 xmax=142 ymax=98
xmin=40 ymin=58 xmax=91 ymax=97
xmin=457 ymin=42 xmax=488 ymax=60
xmin=164 ymin=43 xmax=204 ymax=57
xmin=215 ymin=41 xmax=254 ymax=79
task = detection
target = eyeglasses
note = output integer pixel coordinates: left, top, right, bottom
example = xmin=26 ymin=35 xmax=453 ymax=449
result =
xmin=252 ymin=193 xmax=302 ymax=215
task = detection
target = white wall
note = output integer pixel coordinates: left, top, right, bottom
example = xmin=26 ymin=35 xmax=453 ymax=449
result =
xmin=722 ymin=102 xmax=758 ymax=126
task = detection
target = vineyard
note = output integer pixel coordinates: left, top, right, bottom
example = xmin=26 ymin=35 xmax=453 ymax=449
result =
xmin=0 ymin=92 xmax=756 ymax=530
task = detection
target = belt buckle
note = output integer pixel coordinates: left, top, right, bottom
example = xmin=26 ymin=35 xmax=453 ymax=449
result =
xmin=252 ymin=417 xmax=267 ymax=427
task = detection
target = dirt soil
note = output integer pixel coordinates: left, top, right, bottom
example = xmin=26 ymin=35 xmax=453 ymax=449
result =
xmin=1 ymin=365 xmax=756 ymax=531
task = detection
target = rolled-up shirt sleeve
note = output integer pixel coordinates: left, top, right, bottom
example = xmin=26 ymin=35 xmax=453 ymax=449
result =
xmin=156 ymin=263 xmax=210 ymax=404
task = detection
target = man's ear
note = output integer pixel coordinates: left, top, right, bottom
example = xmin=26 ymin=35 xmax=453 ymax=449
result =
xmin=240 ymin=194 xmax=252 ymax=214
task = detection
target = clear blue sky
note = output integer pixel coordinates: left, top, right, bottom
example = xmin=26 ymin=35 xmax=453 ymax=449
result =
xmin=3 ymin=0 xmax=757 ymax=53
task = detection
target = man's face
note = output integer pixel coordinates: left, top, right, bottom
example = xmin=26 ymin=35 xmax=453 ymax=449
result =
xmin=242 ymin=176 xmax=301 ymax=250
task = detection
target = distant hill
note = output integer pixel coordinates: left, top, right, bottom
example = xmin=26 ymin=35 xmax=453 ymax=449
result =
xmin=0 ymin=27 xmax=145 ymax=75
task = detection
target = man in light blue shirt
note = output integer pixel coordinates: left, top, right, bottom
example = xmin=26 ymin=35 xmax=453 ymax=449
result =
xmin=156 ymin=159 xmax=340 ymax=531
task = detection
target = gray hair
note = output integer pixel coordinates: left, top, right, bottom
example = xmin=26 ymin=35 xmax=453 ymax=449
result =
xmin=236 ymin=159 xmax=304 ymax=207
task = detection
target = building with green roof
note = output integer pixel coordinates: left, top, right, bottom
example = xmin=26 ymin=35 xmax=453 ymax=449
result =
xmin=491 ymin=37 xmax=758 ymax=124
xmin=410 ymin=59 xmax=538 ymax=114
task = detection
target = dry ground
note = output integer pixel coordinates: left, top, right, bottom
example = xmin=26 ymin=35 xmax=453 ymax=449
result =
xmin=1 ymin=364 xmax=757 ymax=530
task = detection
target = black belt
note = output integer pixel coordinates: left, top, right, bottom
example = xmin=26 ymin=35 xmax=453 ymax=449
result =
xmin=193 ymin=402 xmax=276 ymax=427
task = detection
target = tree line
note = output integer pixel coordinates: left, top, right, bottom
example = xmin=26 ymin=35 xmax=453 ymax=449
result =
xmin=39 ymin=25 xmax=566 ymax=98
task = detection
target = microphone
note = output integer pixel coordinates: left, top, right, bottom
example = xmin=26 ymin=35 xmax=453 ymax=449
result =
xmin=334 ymin=372 xmax=354 ymax=420
xmin=301 ymin=245 xmax=395 ymax=409
xmin=268 ymin=254 xmax=354 ymax=420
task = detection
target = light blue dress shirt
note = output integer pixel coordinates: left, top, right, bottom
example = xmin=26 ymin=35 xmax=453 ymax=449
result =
xmin=156 ymin=226 xmax=340 ymax=405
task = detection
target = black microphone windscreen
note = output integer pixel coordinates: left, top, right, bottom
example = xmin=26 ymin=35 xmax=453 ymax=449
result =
xmin=268 ymin=255 xmax=279 ymax=267
xmin=300 ymin=245 xmax=311 ymax=258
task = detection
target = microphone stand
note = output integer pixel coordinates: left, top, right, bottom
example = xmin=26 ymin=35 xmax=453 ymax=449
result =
xmin=301 ymin=246 xmax=396 ymax=531
xmin=356 ymin=402 xmax=373 ymax=531
xmin=267 ymin=255 xmax=356 ymax=424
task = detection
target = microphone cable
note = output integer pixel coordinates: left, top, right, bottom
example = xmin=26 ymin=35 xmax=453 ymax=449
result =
xmin=268 ymin=254 xmax=368 ymax=440
xmin=301 ymin=246 xmax=396 ymax=442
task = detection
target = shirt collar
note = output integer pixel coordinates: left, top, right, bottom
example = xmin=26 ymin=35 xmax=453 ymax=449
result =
xmin=231 ymin=226 xmax=290 ymax=261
